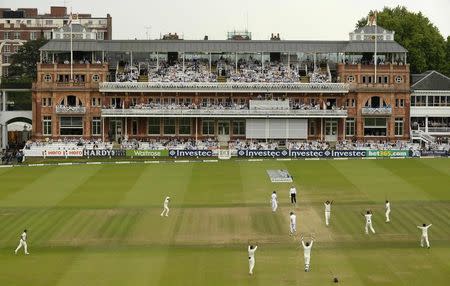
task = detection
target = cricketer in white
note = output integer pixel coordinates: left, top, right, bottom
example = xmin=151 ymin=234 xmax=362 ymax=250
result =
xmin=248 ymin=245 xmax=258 ymax=275
xmin=324 ymin=200 xmax=333 ymax=226
xmin=289 ymin=211 xmax=297 ymax=235
xmin=160 ymin=196 xmax=170 ymax=217
xmin=385 ymin=200 xmax=391 ymax=223
xmin=417 ymin=223 xmax=432 ymax=248
xmin=271 ymin=191 xmax=278 ymax=212
xmin=301 ymin=236 xmax=314 ymax=272
xmin=363 ymin=210 xmax=376 ymax=234
xmin=15 ymin=229 xmax=29 ymax=255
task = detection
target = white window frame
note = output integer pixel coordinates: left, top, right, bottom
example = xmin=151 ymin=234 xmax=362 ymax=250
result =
xmin=43 ymin=116 xmax=52 ymax=136
xmin=92 ymin=117 xmax=101 ymax=136
xmin=178 ymin=118 xmax=191 ymax=135
xmin=202 ymin=120 xmax=215 ymax=135
xmin=147 ymin=118 xmax=160 ymax=135
xmin=163 ymin=118 xmax=176 ymax=135
xmin=346 ymin=118 xmax=355 ymax=136
xmin=395 ymin=118 xmax=404 ymax=136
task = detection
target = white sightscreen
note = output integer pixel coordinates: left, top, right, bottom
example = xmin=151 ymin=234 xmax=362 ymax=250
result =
xmin=246 ymin=119 xmax=307 ymax=139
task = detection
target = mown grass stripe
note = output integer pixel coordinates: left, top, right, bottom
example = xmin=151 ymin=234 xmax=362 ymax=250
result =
xmin=396 ymin=205 xmax=429 ymax=233
xmin=20 ymin=209 xmax=55 ymax=244
xmin=0 ymin=167 xmax=57 ymax=201
xmin=421 ymin=206 xmax=450 ymax=239
xmin=67 ymin=210 xmax=97 ymax=241
xmin=390 ymin=206 xmax=418 ymax=236
xmin=33 ymin=209 xmax=77 ymax=245
xmin=0 ymin=209 xmax=46 ymax=243
xmin=74 ymin=210 xmax=106 ymax=242
xmin=332 ymin=207 xmax=366 ymax=238
xmin=48 ymin=210 xmax=84 ymax=241
xmin=118 ymin=211 xmax=140 ymax=240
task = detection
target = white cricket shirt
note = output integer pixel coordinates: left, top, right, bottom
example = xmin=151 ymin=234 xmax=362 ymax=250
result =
xmin=365 ymin=214 xmax=372 ymax=223
xmin=290 ymin=214 xmax=296 ymax=225
xmin=248 ymin=246 xmax=257 ymax=258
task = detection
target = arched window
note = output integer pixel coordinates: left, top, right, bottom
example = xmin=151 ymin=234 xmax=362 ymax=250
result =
xmin=63 ymin=96 xmax=83 ymax=107
xmin=371 ymin=96 xmax=380 ymax=108
xmin=365 ymin=96 xmax=387 ymax=108
xmin=67 ymin=95 xmax=77 ymax=107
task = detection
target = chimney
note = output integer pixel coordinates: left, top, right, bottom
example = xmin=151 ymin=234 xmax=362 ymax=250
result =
xmin=18 ymin=8 xmax=38 ymax=17
xmin=50 ymin=6 xmax=67 ymax=17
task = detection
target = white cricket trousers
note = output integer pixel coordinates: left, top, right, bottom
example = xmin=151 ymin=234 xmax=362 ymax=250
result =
xmin=249 ymin=257 xmax=255 ymax=274
xmin=365 ymin=222 xmax=375 ymax=234
xmin=325 ymin=211 xmax=331 ymax=226
xmin=304 ymin=255 xmax=311 ymax=270
xmin=160 ymin=206 xmax=169 ymax=216
xmin=385 ymin=210 xmax=391 ymax=222
xmin=271 ymin=201 xmax=278 ymax=212
xmin=290 ymin=223 xmax=296 ymax=234
xmin=421 ymin=235 xmax=430 ymax=247
xmin=15 ymin=239 xmax=28 ymax=254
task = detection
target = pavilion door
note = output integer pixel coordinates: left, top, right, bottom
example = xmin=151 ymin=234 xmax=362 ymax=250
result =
xmin=325 ymin=119 xmax=338 ymax=142
xmin=217 ymin=120 xmax=230 ymax=142
xmin=109 ymin=119 xmax=123 ymax=142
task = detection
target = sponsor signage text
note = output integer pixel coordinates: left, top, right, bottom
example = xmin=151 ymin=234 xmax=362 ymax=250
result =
xmin=43 ymin=150 xmax=83 ymax=157
xmin=168 ymin=150 xmax=213 ymax=157
xmin=420 ymin=150 xmax=448 ymax=157
xmin=366 ymin=150 xmax=410 ymax=158
xmin=83 ymin=149 xmax=126 ymax=157
xmin=237 ymin=149 xmax=367 ymax=158
xmin=126 ymin=150 xmax=168 ymax=157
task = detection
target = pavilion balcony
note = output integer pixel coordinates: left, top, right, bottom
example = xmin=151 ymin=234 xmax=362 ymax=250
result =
xmin=361 ymin=107 xmax=392 ymax=116
xmin=56 ymin=105 xmax=87 ymax=114
xmin=99 ymin=82 xmax=349 ymax=94
xmin=100 ymin=107 xmax=347 ymax=118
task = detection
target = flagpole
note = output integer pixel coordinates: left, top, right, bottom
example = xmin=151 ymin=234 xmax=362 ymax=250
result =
xmin=374 ymin=12 xmax=377 ymax=84
xmin=70 ymin=12 xmax=73 ymax=81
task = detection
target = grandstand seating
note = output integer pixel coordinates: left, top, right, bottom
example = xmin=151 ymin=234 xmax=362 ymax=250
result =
xmin=113 ymin=59 xmax=333 ymax=84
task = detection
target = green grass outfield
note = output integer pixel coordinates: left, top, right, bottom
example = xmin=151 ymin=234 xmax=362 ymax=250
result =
xmin=0 ymin=158 xmax=449 ymax=286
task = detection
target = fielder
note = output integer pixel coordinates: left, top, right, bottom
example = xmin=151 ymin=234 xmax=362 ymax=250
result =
xmin=290 ymin=211 xmax=297 ymax=235
xmin=160 ymin=196 xmax=170 ymax=217
xmin=248 ymin=245 xmax=258 ymax=275
xmin=324 ymin=200 xmax=333 ymax=226
xmin=14 ymin=229 xmax=29 ymax=255
xmin=301 ymin=236 xmax=314 ymax=272
xmin=289 ymin=185 xmax=297 ymax=205
xmin=385 ymin=200 xmax=391 ymax=223
xmin=417 ymin=223 xmax=432 ymax=248
xmin=271 ymin=191 xmax=278 ymax=212
xmin=362 ymin=210 xmax=375 ymax=234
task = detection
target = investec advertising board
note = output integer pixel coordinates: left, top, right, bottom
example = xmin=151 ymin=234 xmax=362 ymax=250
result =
xmin=237 ymin=150 xmax=367 ymax=158
xmin=168 ymin=150 xmax=214 ymax=157
xmin=126 ymin=150 xmax=168 ymax=157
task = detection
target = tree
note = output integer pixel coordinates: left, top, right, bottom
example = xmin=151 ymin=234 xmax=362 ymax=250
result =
xmin=444 ymin=36 xmax=450 ymax=77
xmin=356 ymin=6 xmax=448 ymax=76
xmin=7 ymin=38 xmax=48 ymax=80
